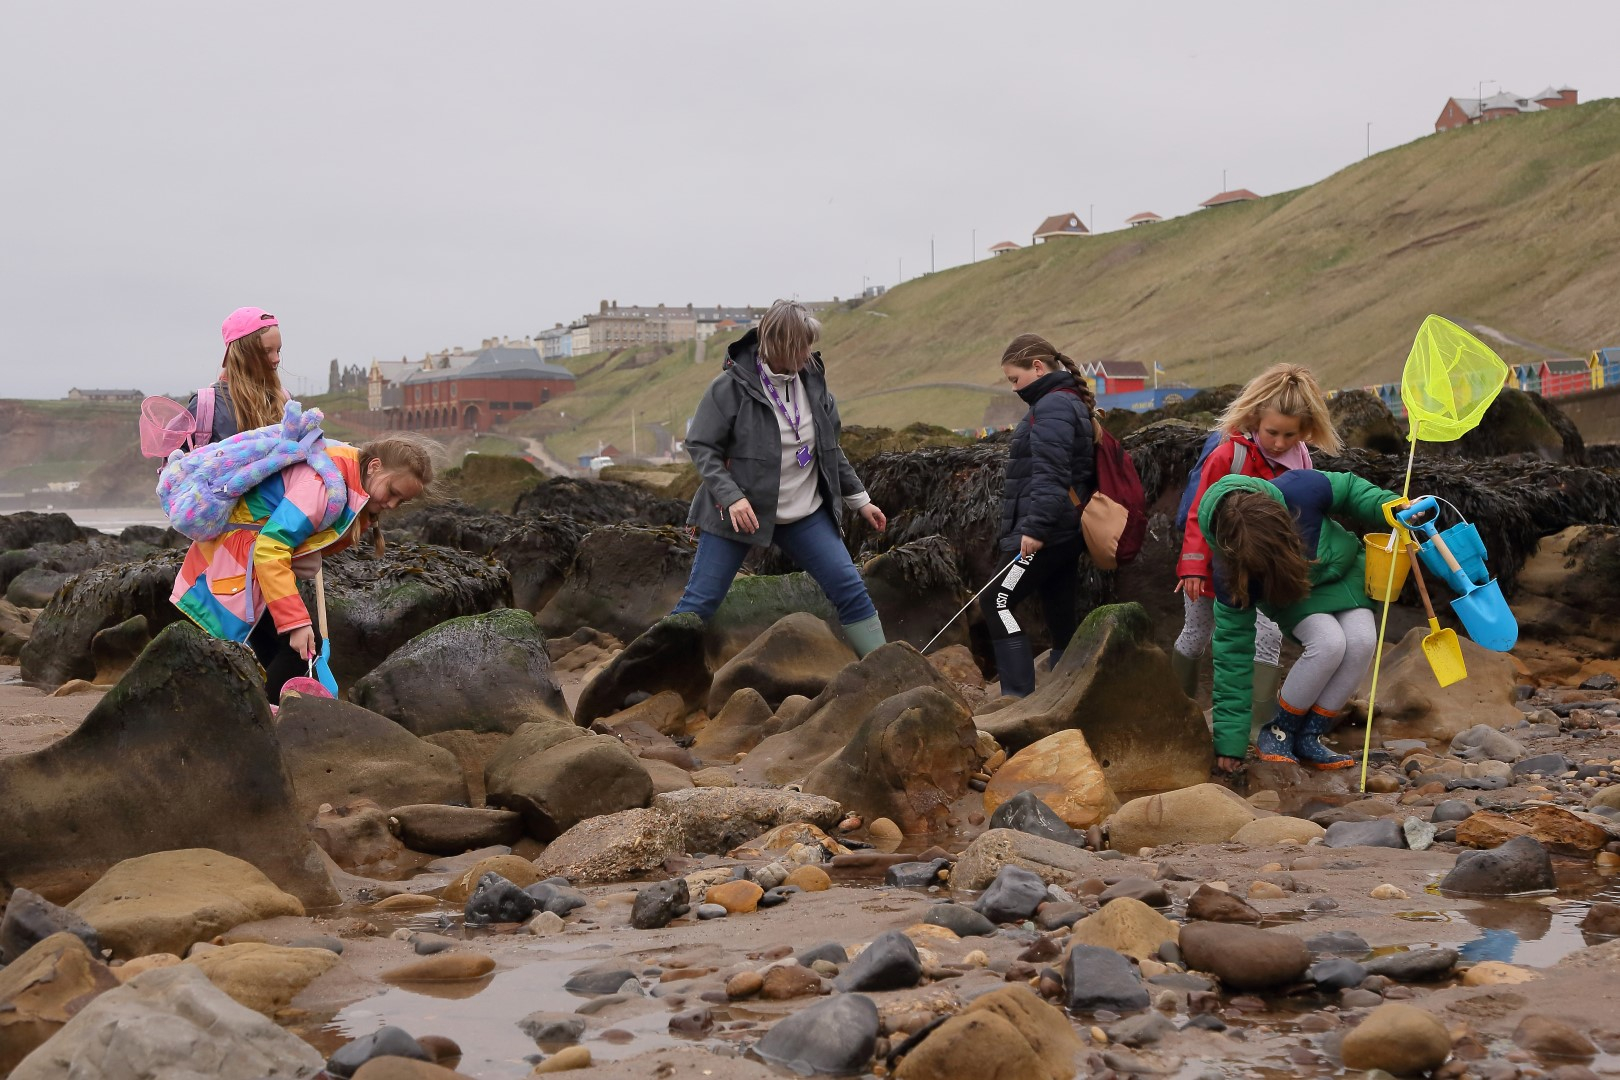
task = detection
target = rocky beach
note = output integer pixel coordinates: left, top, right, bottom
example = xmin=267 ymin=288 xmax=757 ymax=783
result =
xmin=3 ymin=390 xmax=1620 ymax=1080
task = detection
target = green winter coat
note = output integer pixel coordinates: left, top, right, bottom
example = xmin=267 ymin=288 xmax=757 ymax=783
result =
xmin=1197 ymin=471 xmax=1400 ymax=758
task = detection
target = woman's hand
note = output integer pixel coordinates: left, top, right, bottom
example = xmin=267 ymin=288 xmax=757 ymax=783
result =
xmin=859 ymin=503 xmax=887 ymax=532
xmin=1019 ymin=535 xmax=1044 ymax=558
xmin=288 ymin=626 xmax=316 ymax=661
xmin=728 ymin=498 xmax=760 ymax=534
xmin=1176 ymin=576 xmax=1206 ymax=602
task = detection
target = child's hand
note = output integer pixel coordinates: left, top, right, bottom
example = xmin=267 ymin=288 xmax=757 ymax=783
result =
xmin=1019 ymin=535 xmax=1044 ymax=557
xmin=288 ymin=626 xmax=316 ymax=660
xmin=1215 ymin=755 xmax=1245 ymax=775
xmin=1176 ymin=576 xmax=1206 ymax=602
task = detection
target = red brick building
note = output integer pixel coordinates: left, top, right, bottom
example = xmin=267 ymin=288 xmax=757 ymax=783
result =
xmin=1435 ymin=86 xmax=1577 ymax=132
xmin=1082 ymin=359 xmax=1148 ymax=395
xmin=392 ymin=345 xmax=575 ymax=433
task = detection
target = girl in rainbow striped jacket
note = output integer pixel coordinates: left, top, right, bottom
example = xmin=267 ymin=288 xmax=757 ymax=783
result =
xmin=170 ymin=434 xmax=434 ymax=702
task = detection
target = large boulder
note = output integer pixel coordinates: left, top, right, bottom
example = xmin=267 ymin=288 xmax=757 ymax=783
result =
xmin=315 ymin=540 xmax=513 ymax=689
xmin=690 ymin=687 xmax=774 ymax=762
xmin=1106 ymin=784 xmax=1257 ymax=854
xmin=650 ymin=788 xmax=844 ymax=855
xmin=1514 ymin=525 xmax=1620 ymax=655
xmin=1330 ymin=389 xmax=1405 ymax=455
xmin=66 ymin=849 xmax=304 ymax=959
xmin=18 ymin=549 xmax=186 ymax=688
xmin=800 ymin=686 xmax=981 ymax=834
xmin=535 ymin=525 xmax=696 ymax=643
xmin=857 ymin=536 xmax=973 ymax=653
xmin=983 ymin=728 xmax=1118 ymax=829
xmin=0 ymin=510 xmax=84 ymax=552
xmin=575 ymin=613 xmax=711 ymax=725
xmin=529 ymin=807 xmax=685 ymax=885
xmin=706 ymin=612 xmax=856 ymax=714
xmin=976 ymin=604 xmax=1212 ymax=796
xmin=8 ymin=964 xmax=325 ymax=1080
xmin=1363 ymin=626 xmax=1524 ymax=746
xmin=492 ymin=514 xmax=591 ymax=614
xmin=350 ymin=609 xmax=570 ymax=737
xmin=0 ymin=622 xmax=336 ymax=907
xmin=0 ymin=933 xmax=119 ymax=1075
xmin=1455 ymin=387 xmax=1576 ymax=462
xmin=739 ymin=642 xmax=967 ymax=786
xmin=275 ymin=696 xmax=467 ymax=822
xmin=513 ymin=475 xmax=686 ymax=526
xmin=483 ymin=720 xmax=653 ymax=840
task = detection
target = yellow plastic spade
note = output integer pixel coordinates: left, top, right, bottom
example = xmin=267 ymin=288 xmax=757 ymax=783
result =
xmin=1407 ymin=543 xmax=1466 ymax=687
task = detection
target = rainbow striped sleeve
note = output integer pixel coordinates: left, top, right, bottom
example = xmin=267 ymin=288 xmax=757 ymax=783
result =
xmin=252 ymin=464 xmax=329 ymax=633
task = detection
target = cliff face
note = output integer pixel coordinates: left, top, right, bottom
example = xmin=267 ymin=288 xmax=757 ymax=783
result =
xmin=0 ymin=401 xmax=150 ymax=508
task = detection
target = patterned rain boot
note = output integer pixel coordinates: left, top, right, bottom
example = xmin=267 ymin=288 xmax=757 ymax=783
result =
xmin=1255 ymin=698 xmax=1306 ymax=764
xmin=1294 ymin=707 xmax=1356 ymax=770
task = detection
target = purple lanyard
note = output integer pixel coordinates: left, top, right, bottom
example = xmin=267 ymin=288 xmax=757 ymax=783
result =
xmin=757 ymin=360 xmax=803 ymax=441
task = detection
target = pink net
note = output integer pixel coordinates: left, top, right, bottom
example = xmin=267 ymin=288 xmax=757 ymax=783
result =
xmin=140 ymin=396 xmax=196 ymax=459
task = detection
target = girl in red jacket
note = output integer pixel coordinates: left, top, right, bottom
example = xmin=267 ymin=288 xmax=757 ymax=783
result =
xmin=1173 ymin=364 xmax=1341 ymax=756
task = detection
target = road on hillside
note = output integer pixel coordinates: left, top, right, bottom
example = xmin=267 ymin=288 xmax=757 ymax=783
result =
xmin=518 ymin=436 xmax=579 ymax=477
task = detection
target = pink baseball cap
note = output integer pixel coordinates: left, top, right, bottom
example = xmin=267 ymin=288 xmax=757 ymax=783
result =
xmin=222 ymin=307 xmax=279 ymax=345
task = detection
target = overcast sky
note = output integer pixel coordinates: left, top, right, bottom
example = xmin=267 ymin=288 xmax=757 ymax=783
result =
xmin=1 ymin=1 xmax=1614 ymax=399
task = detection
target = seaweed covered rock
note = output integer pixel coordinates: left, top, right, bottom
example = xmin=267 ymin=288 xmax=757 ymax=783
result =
xmin=800 ymin=686 xmax=981 ymax=834
xmin=1453 ymin=387 xmax=1581 ymax=463
xmin=439 ymin=452 xmax=544 ymax=512
xmin=319 ymin=540 xmax=512 ymax=688
xmin=859 ymin=535 xmax=972 ymax=652
xmin=0 ymin=622 xmax=336 ymax=907
xmin=494 ymin=515 xmax=593 ymax=614
xmin=351 ymin=609 xmax=570 ymax=737
xmin=19 ymin=549 xmax=186 ymax=688
xmin=402 ymin=502 xmax=521 ymax=555
xmin=513 ymin=475 xmax=686 ymax=526
xmin=977 ymin=604 xmax=1211 ymax=795
xmin=1330 ymin=389 xmax=1405 ymax=455
xmin=536 ymin=524 xmax=697 ymax=643
xmin=0 ymin=511 xmax=83 ymax=552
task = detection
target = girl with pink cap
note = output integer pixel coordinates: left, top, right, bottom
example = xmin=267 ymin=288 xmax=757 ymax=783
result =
xmin=186 ymin=307 xmax=289 ymax=444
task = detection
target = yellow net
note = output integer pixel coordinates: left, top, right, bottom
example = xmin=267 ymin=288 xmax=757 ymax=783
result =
xmin=1399 ymin=315 xmax=1510 ymax=442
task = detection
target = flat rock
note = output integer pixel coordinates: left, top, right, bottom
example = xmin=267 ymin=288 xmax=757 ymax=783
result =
xmin=1363 ymin=948 xmax=1459 ymax=982
xmin=8 ymin=964 xmax=324 ymax=1080
xmin=1179 ymin=922 xmax=1310 ymax=991
xmin=184 ymin=942 xmax=340 ymax=1017
xmin=1323 ymin=818 xmax=1406 ymax=849
xmin=380 ymin=953 xmax=496 ymax=983
xmin=651 ymin=787 xmax=842 ymax=855
xmin=1107 ymin=783 xmax=1257 ymax=852
xmin=950 ymin=828 xmax=1097 ymax=891
xmin=1231 ymin=816 xmax=1326 ymax=846
xmin=0 ymin=933 xmax=119 ymax=1075
xmin=530 ymin=807 xmax=684 ymax=886
xmin=985 ymin=789 xmax=1086 ymax=847
xmin=66 ymin=849 xmax=303 ymax=960
xmin=1185 ymin=884 xmax=1262 ymax=925
xmin=387 ymin=804 xmax=523 ymax=856
xmin=1455 ymin=806 xmax=1611 ymax=857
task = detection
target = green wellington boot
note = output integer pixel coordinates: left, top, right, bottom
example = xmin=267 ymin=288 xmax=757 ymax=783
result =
xmin=1170 ymin=649 xmax=1200 ymax=700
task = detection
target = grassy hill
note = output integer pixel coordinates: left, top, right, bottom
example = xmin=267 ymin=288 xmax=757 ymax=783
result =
xmin=522 ymin=97 xmax=1620 ymax=447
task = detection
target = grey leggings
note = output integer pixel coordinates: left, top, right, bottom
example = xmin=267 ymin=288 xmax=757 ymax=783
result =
xmin=1280 ymin=608 xmax=1378 ymax=715
xmin=1175 ymin=593 xmax=1282 ymax=666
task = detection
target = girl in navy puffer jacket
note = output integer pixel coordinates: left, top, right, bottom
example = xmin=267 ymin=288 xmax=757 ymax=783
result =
xmin=981 ymin=334 xmax=1097 ymax=697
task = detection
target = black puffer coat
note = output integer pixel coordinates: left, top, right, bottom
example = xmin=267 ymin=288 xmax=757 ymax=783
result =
xmin=996 ymin=371 xmax=1096 ymax=553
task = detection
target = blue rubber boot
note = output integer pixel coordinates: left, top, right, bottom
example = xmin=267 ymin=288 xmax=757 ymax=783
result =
xmin=1255 ymin=700 xmax=1305 ymax=764
xmin=1294 ymin=709 xmax=1355 ymax=770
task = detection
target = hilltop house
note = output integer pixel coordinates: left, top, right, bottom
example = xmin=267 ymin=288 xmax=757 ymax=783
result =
xmin=536 ymin=324 xmax=574 ymax=361
xmin=1125 ymin=212 xmax=1163 ymax=227
xmin=988 ymin=241 xmax=1020 ymax=255
xmin=1032 ymin=213 xmax=1088 ymax=243
xmin=1199 ymin=189 xmax=1260 ymax=209
xmin=1435 ymin=86 xmax=1577 ymax=132
xmin=65 ymin=388 xmax=141 ymax=402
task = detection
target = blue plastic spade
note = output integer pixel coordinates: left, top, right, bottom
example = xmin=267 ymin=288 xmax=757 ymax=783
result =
xmin=1396 ymin=498 xmax=1518 ymax=652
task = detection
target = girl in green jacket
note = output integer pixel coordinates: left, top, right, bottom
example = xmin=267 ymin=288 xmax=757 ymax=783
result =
xmin=1200 ymin=470 xmax=1403 ymax=773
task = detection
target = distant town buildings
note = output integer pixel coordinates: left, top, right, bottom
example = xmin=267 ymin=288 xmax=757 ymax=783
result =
xmin=1435 ymin=86 xmax=1578 ymax=132
xmin=1199 ymin=189 xmax=1261 ymax=209
xmin=988 ymin=241 xmax=1020 ymax=255
xmin=65 ymin=388 xmax=141 ymax=402
xmin=1125 ymin=212 xmax=1163 ymax=227
xmin=1033 ymin=213 xmax=1089 ymax=242
xmin=368 ymin=339 xmax=575 ymax=433
xmin=536 ymin=324 xmax=574 ymax=361
xmin=1081 ymin=359 xmax=1149 ymax=395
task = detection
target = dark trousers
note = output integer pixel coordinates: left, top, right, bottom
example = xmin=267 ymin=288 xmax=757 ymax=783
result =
xmin=247 ymin=614 xmax=322 ymax=705
xmin=979 ymin=537 xmax=1082 ymax=644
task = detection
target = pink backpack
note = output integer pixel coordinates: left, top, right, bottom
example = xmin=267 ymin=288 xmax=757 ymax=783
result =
xmin=140 ymin=387 xmax=217 ymax=459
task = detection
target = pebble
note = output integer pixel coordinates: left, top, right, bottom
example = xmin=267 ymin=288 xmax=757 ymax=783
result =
xmin=798 ymin=941 xmax=849 ymax=966
xmin=923 ymin=903 xmax=996 ymax=938
xmin=761 ymin=963 xmax=822 ymax=1000
xmin=1065 ymin=944 xmax=1149 ymax=1012
xmin=810 ymin=959 xmax=839 ymax=977
xmin=784 ymin=865 xmax=831 ymax=892
xmin=868 ymin=817 xmax=903 ymax=841
xmin=327 ymin=1026 xmax=431 ymax=1076
xmin=832 ymin=930 xmax=921 ymax=993
xmin=1513 ymin=1014 xmax=1598 ymax=1059
xmin=963 ymin=949 xmax=989 ymax=967
xmin=531 ymin=1046 xmax=592 ymax=1073
xmin=517 ymin=1013 xmax=586 ymax=1045
xmin=725 ymin=971 xmax=763 ymax=999
xmin=1248 ymin=881 xmax=1287 ymax=900
xmin=1363 ymin=948 xmax=1459 ymax=982
xmin=695 ymin=904 xmax=727 ymax=920
xmin=1178 ymin=922 xmax=1310 ymax=991
xmin=380 ymin=953 xmax=495 ymax=983
xmin=753 ymin=993 xmax=879 ymax=1076
xmin=705 ymin=880 xmax=763 ymax=914
xmin=372 ymin=893 xmax=438 ymax=913
xmin=410 ymin=933 xmax=457 ymax=956
xmin=974 ymin=864 xmax=1049 ymax=923
xmin=1340 ymin=1004 xmax=1452 ymax=1074
xmin=526 ymin=912 xmax=566 ymax=937
xmin=1463 ymin=961 xmax=1539 ymax=986
xmin=1370 ymin=883 xmax=1410 ymax=900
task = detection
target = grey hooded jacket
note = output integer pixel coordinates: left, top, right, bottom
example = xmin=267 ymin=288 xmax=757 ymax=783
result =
xmin=685 ymin=328 xmax=868 ymax=547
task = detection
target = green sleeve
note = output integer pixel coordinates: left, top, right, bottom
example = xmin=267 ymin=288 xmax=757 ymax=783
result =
xmin=1325 ymin=471 xmax=1401 ymax=526
xmin=1210 ymin=599 xmax=1258 ymax=759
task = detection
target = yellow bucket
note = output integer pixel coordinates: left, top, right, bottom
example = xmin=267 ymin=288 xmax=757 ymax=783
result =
xmin=1364 ymin=533 xmax=1411 ymax=602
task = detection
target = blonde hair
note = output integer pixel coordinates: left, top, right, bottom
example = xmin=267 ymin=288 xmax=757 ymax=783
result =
xmin=222 ymin=328 xmax=287 ymax=431
xmin=357 ymin=433 xmax=443 ymax=554
xmin=1218 ymin=363 xmax=1342 ymax=454
xmin=758 ymin=300 xmax=821 ymax=370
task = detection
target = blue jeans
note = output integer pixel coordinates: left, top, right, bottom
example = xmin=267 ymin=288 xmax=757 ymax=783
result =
xmin=674 ymin=506 xmax=877 ymax=625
